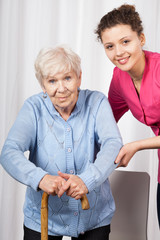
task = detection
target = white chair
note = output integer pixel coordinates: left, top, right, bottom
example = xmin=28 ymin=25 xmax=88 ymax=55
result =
xmin=109 ymin=170 xmax=150 ymax=240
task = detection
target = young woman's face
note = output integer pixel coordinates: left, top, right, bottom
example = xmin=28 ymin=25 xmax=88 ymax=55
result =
xmin=42 ymin=70 xmax=81 ymax=117
xmin=101 ymin=24 xmax=145 ymax=74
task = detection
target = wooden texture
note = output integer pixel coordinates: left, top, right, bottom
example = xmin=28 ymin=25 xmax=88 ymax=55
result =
xmin=41 ymin=192 xmax=49 ymax=240
xmin=81 ymin=194 xmax=90 ymax=210
xmin=41 ymin=193 xmax=89 ymax=240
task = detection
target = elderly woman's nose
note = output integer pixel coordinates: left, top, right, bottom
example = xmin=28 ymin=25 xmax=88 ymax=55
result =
xmin=57 ymin=80 xmax=66 ymax=92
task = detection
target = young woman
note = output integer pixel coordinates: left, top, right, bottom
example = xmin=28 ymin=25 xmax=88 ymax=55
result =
xmin=95 ymin=4 xmax=160 ymax=226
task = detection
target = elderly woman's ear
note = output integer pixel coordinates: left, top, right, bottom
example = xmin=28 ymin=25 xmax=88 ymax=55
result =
xmin=42 ymin=86 xmax=46 ymax=93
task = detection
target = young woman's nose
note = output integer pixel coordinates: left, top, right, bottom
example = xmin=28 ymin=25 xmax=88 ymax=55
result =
xmin=115 ymin=44 xmax=124 ymax=56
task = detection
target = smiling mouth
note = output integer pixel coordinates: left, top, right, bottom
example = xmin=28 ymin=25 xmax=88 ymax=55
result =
xmin=59 ymin=97 xmax=67 ymax=100
xmin=117 ymin=56 xmax=130 ymax=65
xmin=57 ymin=96 xmax=69 ymax=101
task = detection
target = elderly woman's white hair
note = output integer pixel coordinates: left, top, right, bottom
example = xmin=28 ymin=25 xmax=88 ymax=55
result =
xmin=34 ymin=45 xmax=81 ymax=86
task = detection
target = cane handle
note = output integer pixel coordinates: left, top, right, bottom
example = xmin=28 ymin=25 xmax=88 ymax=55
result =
xmin=81 ymin=194 xmax=90 ymax=210
xmin=41 ymin=192 xmax=89 ymax=240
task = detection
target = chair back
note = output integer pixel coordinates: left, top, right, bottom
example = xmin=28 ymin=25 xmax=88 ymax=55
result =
xmin=109 ymin=170 xmax=150 ymax=240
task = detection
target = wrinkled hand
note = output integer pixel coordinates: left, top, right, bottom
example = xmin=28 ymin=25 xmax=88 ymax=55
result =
xmin=115 ymin=142 xmax=139 ymax=167
xmin=58 ymin=171 xmax=88 ymax=200
xmin=39 ymin=174 xmax=66 ymax=196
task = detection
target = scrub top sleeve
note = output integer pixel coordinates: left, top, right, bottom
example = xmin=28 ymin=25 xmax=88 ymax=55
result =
xmin=108 ymin=68 xmax=129 ymax=122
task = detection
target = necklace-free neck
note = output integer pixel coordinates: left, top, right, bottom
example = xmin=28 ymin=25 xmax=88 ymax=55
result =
xmin=130 ymin=51 xmax=145 ymax=83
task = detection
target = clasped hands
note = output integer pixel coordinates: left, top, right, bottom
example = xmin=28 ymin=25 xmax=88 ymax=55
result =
xmin=39 ymin=171 xmax=88 ymax=200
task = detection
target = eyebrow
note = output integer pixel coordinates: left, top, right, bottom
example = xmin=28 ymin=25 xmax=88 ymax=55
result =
xmin=104 ymin=36 xmax=131 ymax=46
xmin=47 ymin=72 xmax=72 ymax=80
xmin=47 ymin=77 xmax=57 ymax=81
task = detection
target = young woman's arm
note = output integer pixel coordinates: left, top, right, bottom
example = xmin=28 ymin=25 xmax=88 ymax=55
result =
xmin=115 ymin=136 xmax=160 ymax=167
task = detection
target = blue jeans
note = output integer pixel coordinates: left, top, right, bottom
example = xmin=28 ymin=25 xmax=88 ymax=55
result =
xmin=24 ymin=224 xmax=110 ymax=240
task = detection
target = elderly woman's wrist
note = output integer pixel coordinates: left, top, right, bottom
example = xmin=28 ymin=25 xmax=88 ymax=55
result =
xmin=78 ymin=173 xmax=95 ymax=193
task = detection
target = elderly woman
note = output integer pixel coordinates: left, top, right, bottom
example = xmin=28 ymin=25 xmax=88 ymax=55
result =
xmin=0 ymin=46 xmax=122 ymax=240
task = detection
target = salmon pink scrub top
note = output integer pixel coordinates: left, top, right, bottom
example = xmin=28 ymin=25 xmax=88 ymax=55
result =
xmin=108 ymin=50 xmax=160 ymax=183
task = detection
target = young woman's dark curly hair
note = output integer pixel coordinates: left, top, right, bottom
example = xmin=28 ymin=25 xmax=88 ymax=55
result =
xmin=95 ymin=4 xmax=143 ymax=42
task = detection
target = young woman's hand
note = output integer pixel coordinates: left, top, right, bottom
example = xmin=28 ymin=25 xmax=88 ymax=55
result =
xmin=115 ymin=142 xmax=139 ymax=167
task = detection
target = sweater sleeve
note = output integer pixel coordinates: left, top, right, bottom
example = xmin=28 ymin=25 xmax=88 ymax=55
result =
xmin=108 ymin=68 xmax=129 ymax=122
xmin=78 ymin=96 xmax=123 ymax=192
xmin=0 ymin=99 xmax=48 ymax=191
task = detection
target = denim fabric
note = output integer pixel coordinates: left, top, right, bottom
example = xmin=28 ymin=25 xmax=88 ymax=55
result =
xmin=0 ymin=89 xmax=122 ymax=237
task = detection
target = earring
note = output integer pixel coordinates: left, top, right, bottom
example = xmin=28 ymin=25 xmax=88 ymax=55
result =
xmin=43 ymin=92 xmax=47 ymax=99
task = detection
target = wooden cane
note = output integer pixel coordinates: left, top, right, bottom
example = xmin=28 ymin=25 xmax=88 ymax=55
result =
xmin=80 ymin=194 xmax=90 ymax=210
xmin=41 ymin=192 xmax=49 ymax=240
xmin=41 ymin=192 xmax=90 ymax=240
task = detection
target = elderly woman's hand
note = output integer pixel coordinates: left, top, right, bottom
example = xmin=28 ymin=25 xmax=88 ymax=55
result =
xmin=57 ymin=171 xmax=88 ymax=200
xmin=38 ymin=174 xmax=66 ymax=196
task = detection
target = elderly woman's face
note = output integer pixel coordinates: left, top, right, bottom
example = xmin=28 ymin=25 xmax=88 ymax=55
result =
xmin=42 ymin=70 xmax=81 ymax=119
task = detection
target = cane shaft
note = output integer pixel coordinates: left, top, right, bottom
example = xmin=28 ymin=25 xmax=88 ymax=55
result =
xmin=41 ymin=192 xmax=49 ymax=240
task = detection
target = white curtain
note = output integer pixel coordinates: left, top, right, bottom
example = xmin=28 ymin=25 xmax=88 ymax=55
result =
xmin=0 ymin=0 xmax=160 ymax=239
